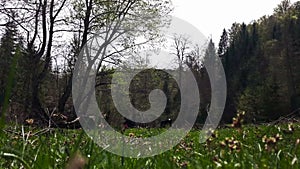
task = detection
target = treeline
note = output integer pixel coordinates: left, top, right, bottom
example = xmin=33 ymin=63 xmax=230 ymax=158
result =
xmin=95 ymin=68 xmax=211 ymax=128
xmin=218 ymin=0 xmax=300 ymax=122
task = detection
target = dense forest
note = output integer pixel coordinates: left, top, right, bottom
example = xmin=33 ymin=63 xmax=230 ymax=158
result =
xmin=0 ymin=0 xmax=299 ymax=128
xmin=218 ymin=0 xmax=300 ymax=123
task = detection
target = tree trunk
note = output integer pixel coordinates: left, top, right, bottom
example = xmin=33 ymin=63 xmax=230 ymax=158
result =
xmin=30 ymin=76 xmax=46 ymax=124
xmin=58 ymin=74 xmax=73 ymax=113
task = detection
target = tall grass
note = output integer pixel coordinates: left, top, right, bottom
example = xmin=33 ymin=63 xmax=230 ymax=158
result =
xmin=0 ymin=123 xmax=299 ymax=168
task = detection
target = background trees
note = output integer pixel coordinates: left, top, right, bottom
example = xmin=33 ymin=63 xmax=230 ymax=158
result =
xmin=219 ymin=0 xmax=300 ymax=122
xmin=57 ymin=0 xmax=172 ymax=115
xmin=0 ymin=20 xmax=19 ymax=106
xmin=0 ymin=0 xmax=172 ymax=125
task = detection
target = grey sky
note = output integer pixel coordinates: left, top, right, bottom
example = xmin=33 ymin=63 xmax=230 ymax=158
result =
xmin=171 ymin=0 xmax=297 ymax=43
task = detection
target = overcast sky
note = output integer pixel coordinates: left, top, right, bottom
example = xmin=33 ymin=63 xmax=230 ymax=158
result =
xmin=171 ymin=0 xmax=297 ymax=44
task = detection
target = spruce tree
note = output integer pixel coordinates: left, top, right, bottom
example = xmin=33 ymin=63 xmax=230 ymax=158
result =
xmin=0 ymin=21 xmax=18 ymax=107
xmin=218 ymin=29 xmax=228 ymax=57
